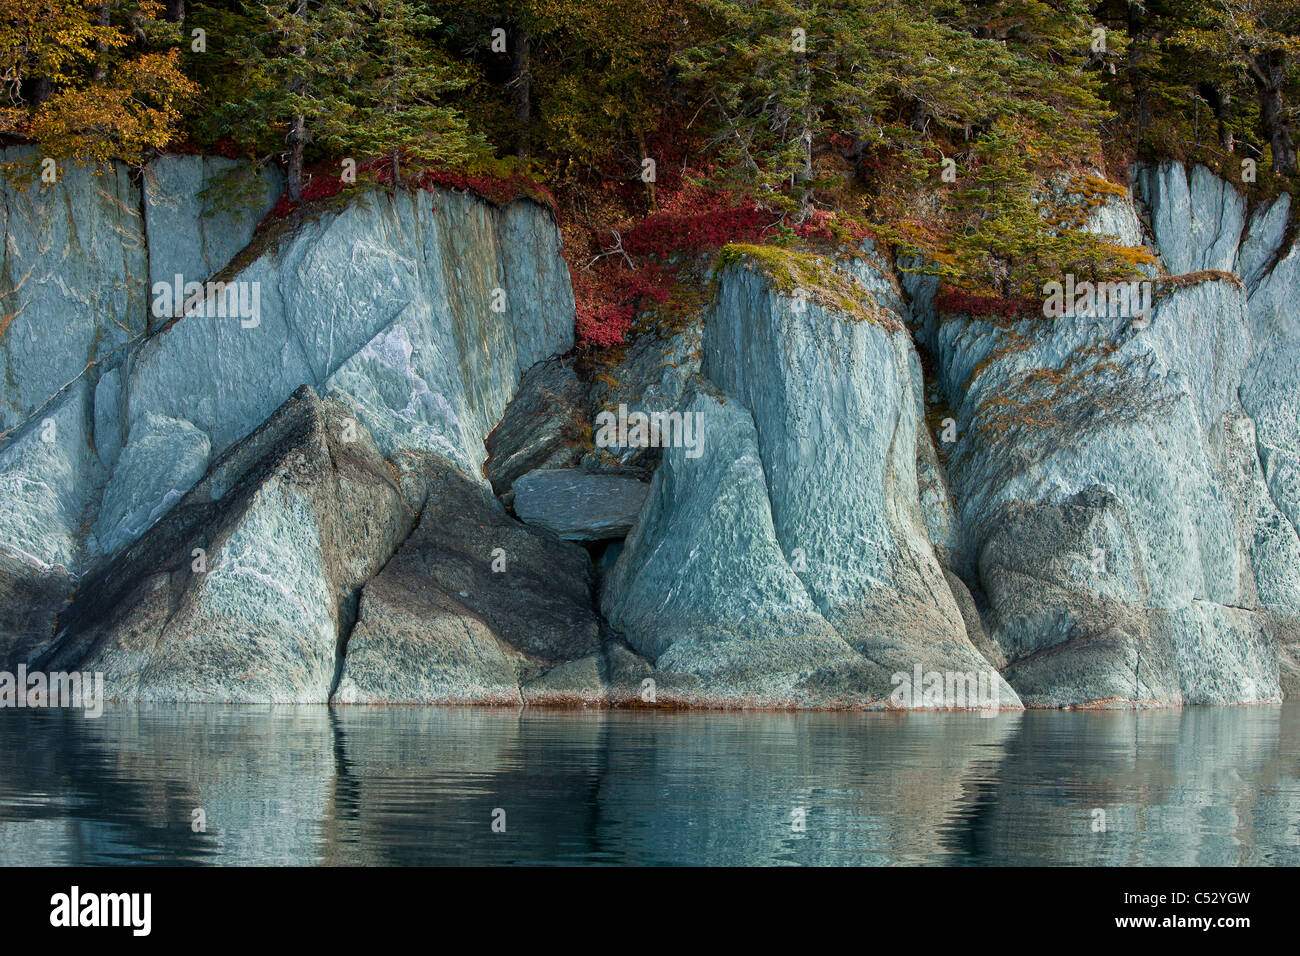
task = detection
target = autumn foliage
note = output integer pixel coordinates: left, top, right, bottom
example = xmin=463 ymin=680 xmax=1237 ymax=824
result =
xmin=262 ymin=154 xmax=554 ymax=222
xmin=5 ymin=0 xmax=1300 ymax=350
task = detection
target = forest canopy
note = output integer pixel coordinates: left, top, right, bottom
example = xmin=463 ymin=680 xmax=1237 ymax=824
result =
xmin=3 ymin=1 xmax=1298 ymax=342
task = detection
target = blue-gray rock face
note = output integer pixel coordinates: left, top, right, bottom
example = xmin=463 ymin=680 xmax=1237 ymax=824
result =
xmin=603 ymin=387 xmax=869 ymax=704
xmin=1 ymin=148 xmax=148 ymax=431
xmin=1239 ymin=212 xmax=1300 ymax=583
xmin=0 ymin=150 xmax=284 ymax=432
xmin=5 ymin=146 xmax=1300 ymax=710
xmin=702 ymin=258 xmax=962 ymax=642
xmin=603 ymin=254 xmax=1021 ymax=709
xmin=44 ymin=387 xmax=417 ymax=702
xmin=907 ymin=161 xmax=1300 ymax=706
xmin=1 ymin=157 xmax=574 ymax=681
xmin=0 ymin=378 xmax=99 ymax=666
xmin=128 ymin=186 xmax=573 ymax=473
xmin=92 ymin=413 xmax=211 ymax=558
xmin=1234 ymin=196 xmax=1300 ymax=694
xmin=1134 ymin=163 xmax=1247 ymax=275
xmin=142 ymin=154 xmax=285 ymax=297
xmin=0 ymin=150 xmax=291 ymax=623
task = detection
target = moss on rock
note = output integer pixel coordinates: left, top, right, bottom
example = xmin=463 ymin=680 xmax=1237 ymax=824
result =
xmin=715 ymin=243 xmax=897 ymax=328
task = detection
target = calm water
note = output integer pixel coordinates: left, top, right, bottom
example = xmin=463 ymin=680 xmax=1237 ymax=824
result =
xmin=1 ymin=703 xmax=1297 ymax=865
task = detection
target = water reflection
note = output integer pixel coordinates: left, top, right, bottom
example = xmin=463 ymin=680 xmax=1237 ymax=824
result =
xmin=0 ymin=704 xmax=1296 ymax=865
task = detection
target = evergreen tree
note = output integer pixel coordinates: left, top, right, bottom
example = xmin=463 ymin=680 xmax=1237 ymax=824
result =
xmin=1171 ymin=0 xmax=1300 ymax=176
xmin=426 ymin=0 xmax=701 ymax=190
xmin=675 ymin=0 xmax=1114 ymax=265
xmin=228 ymin=0 xmax=360 ymax=200
xmin=422 ymin=1 xmax=549 ymax=160
xmin=334 ymin=0 xmax=486 ymax=189
xmin=674 ymin=0 xmax=823 ymax=221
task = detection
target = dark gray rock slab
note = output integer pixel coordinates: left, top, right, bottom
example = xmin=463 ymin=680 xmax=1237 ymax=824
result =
xmin=332 ymin=458 xmax=602 ymax=703
xmin=483 ymin=357 xmax=589 ymax=498
xmin=584 ymin=319 xmax=704 ymax=471
xmin=512 ymin=468 xmax=650 ymax=541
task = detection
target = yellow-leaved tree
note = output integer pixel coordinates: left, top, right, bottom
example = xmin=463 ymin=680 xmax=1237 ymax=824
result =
xmin=1 ymin=0 xmax=197 ymax=165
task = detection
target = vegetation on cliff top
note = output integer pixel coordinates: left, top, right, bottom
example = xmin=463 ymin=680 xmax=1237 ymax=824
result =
xmin=715 ymin=243 xmax=898 ymax=327
xmin=3 ymin=1 xmax=1299 ymax=346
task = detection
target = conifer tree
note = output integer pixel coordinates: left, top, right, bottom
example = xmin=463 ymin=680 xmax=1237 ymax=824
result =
xmin=675 ymin=0 xmax=1111 ymax=229
xmin=1171 ymin=0 xmax=1300 ymax=176
xmin=228 ymin=0 xmax=482 ymax=200
xmin=674 ymin=0 xmax=823 ymax=221
xmin=334 ymin=0 xmax=486 ymax=189
xmin=228 ymin=0 xmax=360 ymax=200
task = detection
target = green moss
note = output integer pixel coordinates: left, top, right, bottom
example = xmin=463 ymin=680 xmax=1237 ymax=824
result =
xmin=715 ymin=243 xmax=896 ymax=327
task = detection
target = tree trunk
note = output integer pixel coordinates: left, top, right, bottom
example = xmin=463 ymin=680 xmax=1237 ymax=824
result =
xmin=1127 ymin=4 xmax=1151 ymax=139
xmin=287 ymin=113 xmax=306 ymax=201
xmin=1253 ymin=51 xmax=1297 ymax=177
xmin=1129 ymin=72 xmax=1152 ymax=137
xmin=286 ymin=0 xmax=308 ymax=202
xmin=510 ymin=23 xmax=531 ymax=159
xmin=794 ymin=54 xmax=814 ymax=223
xmin=165 ymin=0 xmax=185 ymax=24
xmin=93 ymin=5 xmax=110 ymax=84
xmin=1195 ymin=83 xmax=1234 ymax=152
xmin=31 ymin=75 xmax=52 ymax=107
xmin=1218 ymin=89 xmax=1234 ymax=154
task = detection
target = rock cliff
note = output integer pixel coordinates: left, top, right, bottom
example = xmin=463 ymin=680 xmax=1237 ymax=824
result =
xmin=906 ymin=162 xmax=1300 ymax=705
xmin=3 ymin=150 xmax=1297 ymax=708
xmin=1 ymin=149 xmax=575 ymax=691
xmin=603 ymin=253 xmax=1019 ymax=708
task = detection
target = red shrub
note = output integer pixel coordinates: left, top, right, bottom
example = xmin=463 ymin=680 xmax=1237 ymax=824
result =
xmin=261 ymin=156 xmax=555 ymax=225
xmin=263 ymin=158 xmax=383 ymax=222
xmin=416 ymin=167 xmax=556 ymax=211
xmin=935 ymin=286 xmax=1040 ymax=319
xmin=572 ymin=270 xmax=637 ymax=349
xmin=794 ymin=208 xmax=874 ymax=244
xmin=570 ymin=179 xmax=781 ymax=348
xmin=622 ymin=205 xmax=774 ymax=257
xmin=570 ymin=262 xmax=681 ymax=348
